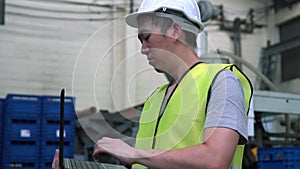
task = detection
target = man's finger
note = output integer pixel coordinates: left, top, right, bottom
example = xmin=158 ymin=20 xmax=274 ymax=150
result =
xmin=52 ymin=149 xmax=60 ymax=169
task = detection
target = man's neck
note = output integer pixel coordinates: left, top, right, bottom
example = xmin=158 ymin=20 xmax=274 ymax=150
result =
xmin=168 ymin=46 xmax=201 ymax=84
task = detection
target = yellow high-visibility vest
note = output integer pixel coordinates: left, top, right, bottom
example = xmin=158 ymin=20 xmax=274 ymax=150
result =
xmin=133 ymin=63 xmax=253 ymax=169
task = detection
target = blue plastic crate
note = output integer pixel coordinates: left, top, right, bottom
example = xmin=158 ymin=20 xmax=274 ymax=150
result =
xmin=5 ymin=94 xmax=42 ymax=114
xmin=41 ymin=106 xmax=75 ymax=141
xmin=3 ymin=117 xmax=41 ymax=139
xmin=41 ymin=95 xmax=75 ymax=141
xmin=41 ymin=112 xmax=75 ymax=131
xmin=40 ymin=141 xmax=74 ymax=169
xmin=2 ymin=157 xmax=39 ymax=169
xmin=0 ymin=98 xmax=4 ymax=168
xmin=258 ymin=146 xmax=300 ymax=169
xmin=0 ymin=129 xmax=2 ymax=166
xmin=2 ymin=139 xmax=40 ymax=158
xmin=0 ymin=98 xmax=4 ymax=120
xmin=42 ymin=95 xmax=75 ymax=115
xmin=0 ymin=98 xmax=4 ymax=122
xmin=40 ymin=139 xmax=74 ymax=160
xmin=4 ymin=113 xmax=41 ymax=122
xmin=40 ymin=158 xmax=53 ymax=169
xmin=41 ymin=120 xmax=75 ymax=139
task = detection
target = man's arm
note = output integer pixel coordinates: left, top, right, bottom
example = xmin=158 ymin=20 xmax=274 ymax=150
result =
xmin=93 ymin=127 xmax=239 ymax=169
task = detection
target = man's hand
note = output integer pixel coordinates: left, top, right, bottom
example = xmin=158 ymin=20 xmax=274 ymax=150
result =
xmin=92 ymin=137 xmax=136 ymax=165
xmin=52 ymin=149 xmax=60 ymax=169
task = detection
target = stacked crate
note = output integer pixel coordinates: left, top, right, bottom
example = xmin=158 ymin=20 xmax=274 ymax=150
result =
xmin=258 ymin=146 xmax=300 ymax=169
xmin=2 ymin=94 xmax=42 ymax=169
xmin=40 ymin=95 xmax=75 ymax=169
xmin=0 ymin=98 xmax=4 ymax=165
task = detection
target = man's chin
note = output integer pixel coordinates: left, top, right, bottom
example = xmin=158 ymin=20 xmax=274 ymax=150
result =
xmin=154 ymin=68 xmax=165 ymax=73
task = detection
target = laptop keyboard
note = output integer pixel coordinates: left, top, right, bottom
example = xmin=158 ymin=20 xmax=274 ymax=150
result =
xmin=64 ymin=158 xmax=127 ymax=169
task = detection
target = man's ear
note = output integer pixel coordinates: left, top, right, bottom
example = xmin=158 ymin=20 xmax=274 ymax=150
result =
xmin=171 ymin=22 xmax=182 ymax=39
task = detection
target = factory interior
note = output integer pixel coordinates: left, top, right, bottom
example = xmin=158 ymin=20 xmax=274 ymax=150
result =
xmin=1 ymin=0 xmax=300 ymax=169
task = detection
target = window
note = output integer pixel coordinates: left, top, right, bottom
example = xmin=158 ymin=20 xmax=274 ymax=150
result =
xmin=279 ymin=16 xmax=300 ymax=81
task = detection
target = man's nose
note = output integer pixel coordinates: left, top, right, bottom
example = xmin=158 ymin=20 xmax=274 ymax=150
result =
xmin=141 ymin=42 xmax=149 ymax=55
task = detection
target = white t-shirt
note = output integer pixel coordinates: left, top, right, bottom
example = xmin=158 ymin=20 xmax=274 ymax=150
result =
xmin=205 ymin=70 xmax=248 ymax=145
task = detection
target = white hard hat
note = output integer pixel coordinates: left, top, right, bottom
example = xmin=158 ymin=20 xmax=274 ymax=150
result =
xmin=125 ymin=0 xmax=204 ymax=34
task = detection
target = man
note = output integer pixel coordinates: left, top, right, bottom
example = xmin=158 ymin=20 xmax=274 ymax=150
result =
xmin=53 ymin=0 xmax=252 ymax=168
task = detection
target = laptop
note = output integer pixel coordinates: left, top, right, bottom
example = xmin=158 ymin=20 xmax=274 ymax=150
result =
xmin=59 ymin=89 xmax=127 ymax=169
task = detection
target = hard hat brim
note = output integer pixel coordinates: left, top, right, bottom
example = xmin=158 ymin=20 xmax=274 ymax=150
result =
xmin=125 ymin=11 xmax=150 ymax=28
xmin=125 ymin=11 xmax=204 ymax=32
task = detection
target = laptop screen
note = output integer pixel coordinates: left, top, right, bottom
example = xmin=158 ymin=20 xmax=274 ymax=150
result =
xmin=59 ymin=89 xmax=65 ymax=169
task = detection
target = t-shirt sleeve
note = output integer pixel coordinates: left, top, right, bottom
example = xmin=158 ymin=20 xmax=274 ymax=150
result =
xmin=204 ymin=70 xmax=248 ymax=145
